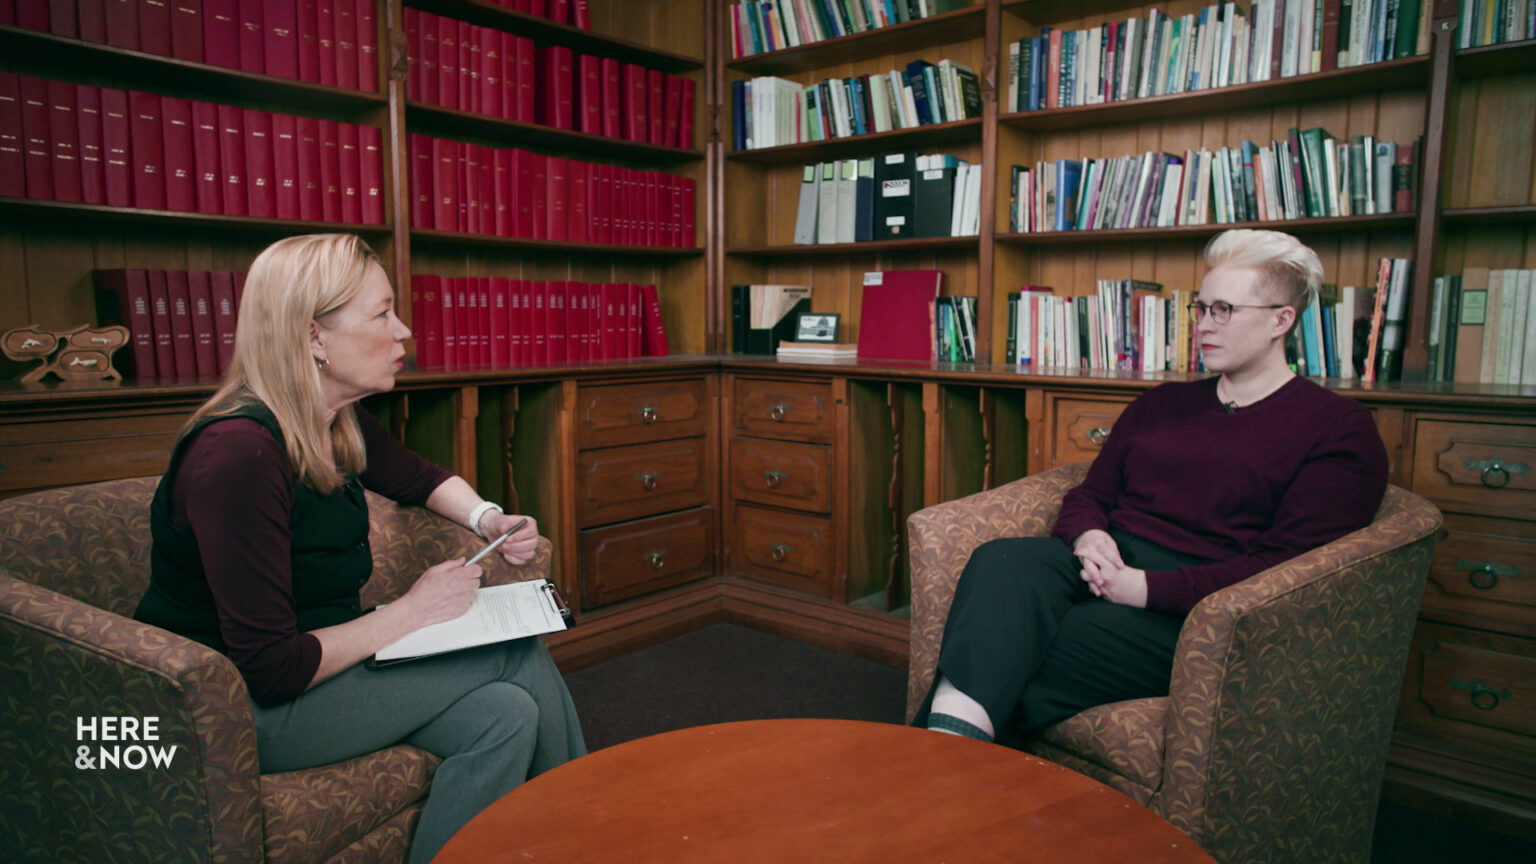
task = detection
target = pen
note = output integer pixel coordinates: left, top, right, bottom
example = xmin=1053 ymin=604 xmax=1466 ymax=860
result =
xmin=466 ymin=517 xmax=529 ymax=566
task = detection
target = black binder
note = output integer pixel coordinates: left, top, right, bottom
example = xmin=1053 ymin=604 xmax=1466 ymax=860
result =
xmin=873 ymin=151 xmax=916 ymax=240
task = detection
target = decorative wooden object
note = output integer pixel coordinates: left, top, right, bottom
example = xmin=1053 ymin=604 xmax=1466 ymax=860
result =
xmin=2 ymin=324 xmax=130 ymax=384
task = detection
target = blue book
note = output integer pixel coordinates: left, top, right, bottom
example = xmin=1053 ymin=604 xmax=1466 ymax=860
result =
xmin=1055 ymin=160 xmax=1083 ymax=231
xmin=731 ymin=80 xmax=747 ymax=150
xmin=1018 ymin=38 xmax=1034 ymax=112
xmin=1321 ymin=304 xmax=1339 ymax=377
xmin=905 ymin=60 xmax=936 ymax=125
xmin=1373 ymin=0 xmax=1390 ymax=63
xmin=1303 ymin=303 xmax=1324 ymax=376
xmin=1029 ymin=33 xmax=1049 ymax=111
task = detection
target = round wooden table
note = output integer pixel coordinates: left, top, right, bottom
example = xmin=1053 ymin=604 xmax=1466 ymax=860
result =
xmin=433 ymin=719 xmax=1215 ymax=863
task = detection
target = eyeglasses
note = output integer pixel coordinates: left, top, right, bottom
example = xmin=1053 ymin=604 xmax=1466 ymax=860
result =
xmin=1187 ymin=300 xmax=1286 ymax=324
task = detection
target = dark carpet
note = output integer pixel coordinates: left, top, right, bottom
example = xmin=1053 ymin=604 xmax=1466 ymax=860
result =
xmin=563 ymin=623 xmax=1534 ymax=863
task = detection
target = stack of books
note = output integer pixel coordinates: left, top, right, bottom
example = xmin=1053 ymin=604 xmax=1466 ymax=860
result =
xmin=775 ymin=341 xmax=858 ymax=359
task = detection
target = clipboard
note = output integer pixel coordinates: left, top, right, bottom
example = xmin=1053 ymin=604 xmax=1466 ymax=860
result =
xmin=365 ymin=580 xmax=574 ymax=669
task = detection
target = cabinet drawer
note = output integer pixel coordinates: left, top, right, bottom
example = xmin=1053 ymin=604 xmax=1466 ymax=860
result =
xmin=732 ymin=504 xmax=835 ymax=598
xmin=730 ymin=438 xmax=830 ymax=513
xmin=1399 ymin=622 xmax=1536 ymax=757
xmin=579 ymin=508 xmax=713 ymax=608
xmin=1421 ymin=514 xmax=1536 ymax=630
xmin=575 ymin=379 xmax=709 ymax=449
xmin=1052 ymin=398 xmax=1130 ymax=467
xmin=1411 ymin=419 xmax=1536 ymax=519
xmin=733 ymin=378 xmax=834 ymax=444
xmin=576 ymin=437 xmax=709 ymax=528
xmin=0 ymin=413 xmax=186 ymax=495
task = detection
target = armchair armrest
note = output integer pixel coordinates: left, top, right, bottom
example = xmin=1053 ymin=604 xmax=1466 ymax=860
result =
xmin=906 ymin=463 xmax=1091 ymax=721
xmin=0 ymin=569 xmax=263 ymax=863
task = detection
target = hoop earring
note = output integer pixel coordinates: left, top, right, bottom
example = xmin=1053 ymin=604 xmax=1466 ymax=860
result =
xmin=315 ymin=356 xmax=331 ymax=371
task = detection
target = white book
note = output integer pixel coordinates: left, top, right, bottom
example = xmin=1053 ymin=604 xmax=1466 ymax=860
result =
xmin=950 ymin=162 xmax=969 ymax=237
xmin=1008 ymin=41 xmax=1020 ymax=113
xmin=1299 ymin=0 xmax=1316 ymax=74
xmin=1338 ymin=286 xmax=1358 ymax=378
xmin=1217 ymin=3 xmax=1234 ymax=88
xmin=1086 ymin=26 xmax=1104 ymax=103
xmin=1199 ymin=6 xmax=1220 ymax=89
xmin=816 ymin=161 xmax=839 ymax=244
xmin=1131 ymin=152 xmax=1156 ymax=228
xmin=868 ymin=74 xmax=890 ymax=132
xmin=836 ymin=158 xmax=857 ymax=243
xmin=1521 ymin=271 xmax=1536 ymax=386
xmin=902 ymin=84 xmax=920 ymax=129
xmin=780 ymin=0 xmax=802 ymax=48
xmin=1158 ymin=162 xmax=1185 ymax=226
xmin=1139 ymin=12 xmax=1160 ymax=99
xmin=1350 ymin=0 xmax=1372 ymax=66
xmin=1494 ymin=269 xmax=1522 ymax=383
xmin=374 ymin=580 xmax=568 ymax=664
xmin=1281 ymin=0 xmax=1301 ymax=76
xmin=963 ymin=159 xmax=982 ymax=235
xmin=1322 ymin=137 xmax=1340 ymax=217
xmin=793 ymin=164 xmax=821 ymax=245
xmin=1252 ymin=0 xmax=1271 ymax=81
xmin=1373 ymin=140 xmax=1395 ymax=214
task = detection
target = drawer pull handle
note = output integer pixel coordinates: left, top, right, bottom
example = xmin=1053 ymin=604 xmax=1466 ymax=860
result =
xmin=1456 ymin=559 xmax=1521 ymax=590
xmin=1463 ymin=457 xmax=1529 ymax=489
xmin=638 ymin=405 xmax=658 ymax=424
xmin=764 ymin=469 xmax=787 ymax=488
xmin=1087 ymin=427 xmax=1111 ymax=446
xmin=643 ymin=550 xmax=667 ymax=570
xmin=769 ymin=402 xmax=791 ymax=421
xmin=770 ymin=542 xmax=794 ymax=562
xmin=1450 ymin=678 xmax=1512 ymax=711
xmin=636 ymin=471 xmax=659 ymax=491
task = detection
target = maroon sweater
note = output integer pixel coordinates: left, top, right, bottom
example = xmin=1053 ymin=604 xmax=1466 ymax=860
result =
xmin=1051 ymin=376 xmax=1388 ymax=615
xmin=164 ymin=410 xmax=452 ymax=701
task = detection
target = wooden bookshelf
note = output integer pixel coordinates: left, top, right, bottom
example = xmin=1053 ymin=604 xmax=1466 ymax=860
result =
xmin=1453 ymin=37 xmax=1536 ymax=77
xmin=405 ymin=101 xmax=706 ymax=161
xmin=727 ymin=118 xmax=984 ymax=164
xmin=994 ymin=213 xmax=1418 ymax=245
xmin=727 ymin=236 xmax=980 ymax=257
xmin=1440 ymin=204 xmax=1536 ymax=225
xmin=0 ymin=197 xmax=393 ymax=235
xmin=407 ymin=0 xmax=705 ymax=71
xmin=411 ymin=228 xmax=703 ymax=254
xmin=726 ymin=5 xmax=987 ymax=76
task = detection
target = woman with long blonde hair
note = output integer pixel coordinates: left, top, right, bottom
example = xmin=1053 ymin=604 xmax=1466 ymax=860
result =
xmin=135 ymin=234 xmax=584 ymax=863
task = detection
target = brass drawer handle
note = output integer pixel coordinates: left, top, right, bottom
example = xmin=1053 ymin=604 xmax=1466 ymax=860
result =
xmin=770 ymin=542 xmax=794 ymax=562
xmin=638 ymin=405 xmax=658 ymax=423
xmin=764 ymin=469 xmax=787 ymax=488
xmin=769 ymin=402 xmax=791 ymax=421
xmin=1456 ymin=559 xmax=1521 ymax=590
xmin=1087 ymin=427 xmax=1111 ymax=446
xmin=643 ymin=550 xmax=667 ymax=570
xmin=1450 ymin=678 xmax=1512 ymax=711
xmin=1464 ymin=457 xmax=1529 ymax=489
xmin=636 ymin=471 xmax=659 ymax=491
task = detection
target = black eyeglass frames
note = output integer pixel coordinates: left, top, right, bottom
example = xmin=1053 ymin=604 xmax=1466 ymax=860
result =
xmin=1187 ymin=300 xmax=1287 ymax=324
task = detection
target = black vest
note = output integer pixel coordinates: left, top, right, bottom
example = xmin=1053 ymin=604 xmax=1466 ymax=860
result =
xmin=134 ymin=404 xmax=373 ymax=651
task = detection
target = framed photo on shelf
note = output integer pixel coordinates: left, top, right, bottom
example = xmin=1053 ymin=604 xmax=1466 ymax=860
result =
xmin=795 ymin=313 xmax=840 ymax=343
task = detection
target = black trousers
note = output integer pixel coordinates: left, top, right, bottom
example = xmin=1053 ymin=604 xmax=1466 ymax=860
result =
xmin=914 ymin=528 xmax=1210 ymax=742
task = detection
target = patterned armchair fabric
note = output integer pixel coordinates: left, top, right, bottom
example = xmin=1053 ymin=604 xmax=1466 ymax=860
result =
xmin=906 ymin=464 xmax=1442 ymax=864
xmin=0 ymin=476 xmax=551 ymax=864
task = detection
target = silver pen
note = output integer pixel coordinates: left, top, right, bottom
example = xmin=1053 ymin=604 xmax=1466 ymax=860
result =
xmin=466 ymin=517 xmax=529 ymax=566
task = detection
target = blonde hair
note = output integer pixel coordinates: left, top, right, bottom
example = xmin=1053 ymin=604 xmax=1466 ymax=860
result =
xmin=188 ymin=234 xmax=382 ymax=493
xmin=1203 ymin=229 xmax=1322 ymax=334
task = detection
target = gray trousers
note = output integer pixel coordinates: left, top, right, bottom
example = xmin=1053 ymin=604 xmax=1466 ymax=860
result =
xmin=252 ymin=637 xmax=586 ymax=864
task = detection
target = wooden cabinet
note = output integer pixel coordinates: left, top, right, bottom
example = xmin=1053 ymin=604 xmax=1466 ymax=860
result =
xmin=579 ymin=507 xmax=714 ymax=607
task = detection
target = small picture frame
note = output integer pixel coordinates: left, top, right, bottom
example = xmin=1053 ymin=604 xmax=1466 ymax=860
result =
xmin=794 ymin=312 xmax=841 ymax=343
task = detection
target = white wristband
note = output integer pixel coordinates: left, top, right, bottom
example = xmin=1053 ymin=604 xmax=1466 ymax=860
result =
xmin=467 ymin=501 xmax=503 ymax=539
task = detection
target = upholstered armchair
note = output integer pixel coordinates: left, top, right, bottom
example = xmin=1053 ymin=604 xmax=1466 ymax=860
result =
xmin=906 ymin=462 xmax=1442 ymax=864
xmin=0 ymin=476 xmax=552 ymax=864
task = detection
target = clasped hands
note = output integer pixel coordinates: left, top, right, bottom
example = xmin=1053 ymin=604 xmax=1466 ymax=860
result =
xmin=402 ymin=514 xmax=541 ymax=629
xmin=1072 ymin=529 xmax=1147 ymax=608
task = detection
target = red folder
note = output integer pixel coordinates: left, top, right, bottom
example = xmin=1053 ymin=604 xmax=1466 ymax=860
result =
xmin=537 ymin=46 xmax=573 ymax=130
xmin=296 ymin=115 xmax=322 ymax=219
xmin=236 ymin=0 xmax=263 ymax=73
xmin=479 ymin=26 xmax=500 ymax=118
xmin=545 ymin=155 xmax=568 ymax=241
xmin=262 ymin=0 xmax=298 ymax=80
xmin=78 ymin=0 xmax=107 ymax=41
xmin=491 ymin=146 xmax=511 ymax=236
xmin=576 ymin=54 xmax=601 ymax=135
xmin=188 ymin=270 xmax=218 ymax=377
xmin=647 ymin=69 xmax=663 ymax=145
xmin=100 ymin=87 xmax=132 ymax=206
xmin=529 ymin=152 xmax=547 ymax=240
xmin=243 ymin=108 xmax=275 ymax=218
xmin=76 ymin=85 xmax=105 ymax=204
xmin=355 ymin=0 xmax=377 ymax=93
xmin=439 ymin=276 xmax=457 ymax=368
xmin=460 ymin=20 xmax=477 ymax=114
xmin=160 ymin=96 xmax=195 ymax=211
xmin=460 ymin=141 xmax=480 ymax=234
xmin=515 ymin=36 xmax=535 ymax=123
xmin=216 ymin=103 xmax=246 ymax=214
xmin=169 ymin=0 xmax=203 ymax=62
xmin=128 ymin=90 xmax=166 ymax=209
xmin=189 ymin=100 xmax=221 ymax=214
xmin=431 ymin=136 xmax=457 ymax=231
xmin=105 ymin=0 xmax=139 ymax=51
xmin=411 ymin=274 xmax=444 ymax=369
xmin=0 ymin=72 xmax=23 ymax=198
xmin=436 ymin=16 xmax=457 ymax=109
xmin=418 ymin=8 xmax=438 ymax=104
xmin=318 ymin=117 xmax=340 ymax=221
xmin=272 ymin=112 xmax=299 ymax=219
xmin=316 ymin=0 xmax=337 ymax=87
xmin=46 ymin=78 xmax=82 ymax=203
xmin=857 ymin=269 xmax=945 ymax=361
xmin=296 ymin=0 xmax=321 ymax=83
xmin=408 ymin=132 xmax=431 ymax=229
xmin=360 ymin=123 xmax=382 ymax=224
xmin=622 ymin=63 xmax=645 ymax=142
xmin=333 ymin=0 xmax=358 ymax=90
xmin=18 ymin=75 xmax=52 ymax=200
xmin=512 ymin=147 xmax=533 ymax=237
xmin=166 ymin=270 xmax=197 ymax=377
xmin=403 ymin=8 xmax=421 ymax=102
xmin=601 ymin=57 xmax=620 ymax=138
xmin=678 ymin=77 xmax=695 ymax=149
xmin=93 ymin=268 xmax=157 ymax=378
xmin=337 ymin=120 xmax=360 ymax=223
xmin=489 ymin=277 xmax=510 ymax=366
xmin=202 ymin=0 xmax=239 ymax=70
xmin=641 ymin=283 xmax=668 ymax=356
xmin=210 ymin=270 xmax=237 ymax=373
xmin=147 ymin=269 xmax=175 ymax=377
xmin=568 ymin=160 xmax=588 ymax=243
xmin=138 ymin=0 xmax=172 ymax=56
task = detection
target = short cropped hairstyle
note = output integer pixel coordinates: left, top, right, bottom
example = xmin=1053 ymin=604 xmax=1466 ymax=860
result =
xmin=1203 ymin=229 xmax=1322 ymax=334
xmin=188 ymin=233 xmax=382 ymax=493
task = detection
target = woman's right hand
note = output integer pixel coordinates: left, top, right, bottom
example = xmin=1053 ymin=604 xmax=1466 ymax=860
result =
xmin=400 ymin=558 xmax=482 ymax=629
xmin=1073 ymin=529 xmax=1125 ymax=596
